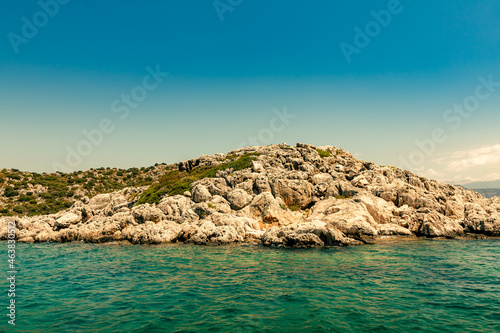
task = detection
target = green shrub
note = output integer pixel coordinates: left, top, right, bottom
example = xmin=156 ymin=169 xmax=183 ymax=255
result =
xmin=13 ymin=205 xmax=25 ymax=214
xmin=4 ymin=187 xmax=19 ymax=197
xmin=317 ymin=149 xmax=332 ymax=158
xmin=84 ymin=181 xmax=95 ymax=191
xmin=17 ymin=195 xmax=32 ymax=202
xmin=39 ymin=192 xmax=53 ymax=199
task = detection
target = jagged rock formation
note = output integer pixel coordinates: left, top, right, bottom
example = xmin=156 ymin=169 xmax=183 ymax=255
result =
xmin=1 ymin=143 xmax=500 ymax=248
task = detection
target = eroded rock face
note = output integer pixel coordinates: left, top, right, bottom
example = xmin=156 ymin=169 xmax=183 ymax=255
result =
xmin=462 ymin=203 xmax=500 ymax=236
xmin=2 ymin=143 xmax=499 ymax=247
xmin=419 ymin=212 xmax=464 ymax=238
xmin=270 ymin=178 xmax=313 ymax=209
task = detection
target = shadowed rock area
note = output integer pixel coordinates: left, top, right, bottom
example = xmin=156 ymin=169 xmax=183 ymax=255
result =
xmin=2 ymin=143 xmax=500 ymax=248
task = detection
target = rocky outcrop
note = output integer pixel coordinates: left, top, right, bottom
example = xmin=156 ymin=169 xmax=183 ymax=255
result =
xmin=2 ymin=143 xmax=499 ymax=248
xmin=262 ymin=221 xmax=362 ymax=248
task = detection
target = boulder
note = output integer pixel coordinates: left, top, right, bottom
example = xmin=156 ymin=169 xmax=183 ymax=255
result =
xmin=227 ymin=189 xmax=253 ymax=210
xmin=208 ymin=213 xmax=262 ymax=241
xmin=309 ymin=198 xmax=378 ymax=238
xmin=157 ymin=195 xmax=199 ymax=224
xmin=241 ymin=192 xmax=302 ymax=226
xmin=270 ymin=178 xmax=313 ymax=209
xmin=311 ymin=173 xmax=333 ymax=185
xmin=131 ymin=204 xmax=165 ymax=224
xmin=192 ymin=184 xmax=212 ymax=203
xmin=122 ymin=221 xmax=182 ymax=244
xmin=195 ymin=178 xmax=231 ymax=197
xmin=419 ymin=212 xmax=464 ymax=238
xmin=253 ymin=176 xmax=272 ymax=194
xmin=251 ymin=161 xmax=265 ymax=173
xmin=54 ymin=213 xmax=81 ymax=229
xmin=262 ymin=221 xmax=361 ymax=248
xmin=187 ymin=220 xmax=243 ymax=245
xmin=87 ymin=193 xmax=112 ymax=211
xmin=377 ymin=224 xmax=413 ymax=236
xmin=355 ymin=193 xmax=395 ymax=224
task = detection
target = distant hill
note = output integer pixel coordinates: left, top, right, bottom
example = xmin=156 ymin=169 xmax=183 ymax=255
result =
xmin=472 ymin=189 xmax=500 ymax=199
xmin=463 ymin=179 xmax=500 ymax=189
xmin=459 ymin=179 xmax=500 ymax=198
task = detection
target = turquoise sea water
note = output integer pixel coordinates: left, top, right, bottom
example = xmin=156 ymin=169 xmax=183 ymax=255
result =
xmin=3 ymin=239 xmax=500 ymax=332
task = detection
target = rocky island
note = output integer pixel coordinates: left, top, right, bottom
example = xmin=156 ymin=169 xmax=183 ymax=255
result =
xmin=1 ymin=143 xmax=499 ymax=248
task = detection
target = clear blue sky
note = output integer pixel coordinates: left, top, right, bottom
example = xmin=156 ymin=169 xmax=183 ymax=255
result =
xmin=1 ymin=0 xmax=499 ymax=183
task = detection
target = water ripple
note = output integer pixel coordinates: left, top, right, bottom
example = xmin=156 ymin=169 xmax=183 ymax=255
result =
xmin=2 ymin=239 xmax=499 ymax=332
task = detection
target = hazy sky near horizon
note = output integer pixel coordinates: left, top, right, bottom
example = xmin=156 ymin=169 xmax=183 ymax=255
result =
xmin=1 ymin=0 xmax=499 ymax=184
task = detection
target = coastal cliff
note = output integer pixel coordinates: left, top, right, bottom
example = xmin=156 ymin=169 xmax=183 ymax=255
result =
xmin=2 ymin=143 xmax=499 ymax=248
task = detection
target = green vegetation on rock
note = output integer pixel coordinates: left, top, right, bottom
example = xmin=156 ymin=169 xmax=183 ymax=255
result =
xmin=137 ymin=152 xmax=260 ymax=205
xmin=0 ymin=165 xmax=166 ymax=217
xmin=335 ymin=195 xmax=353 ymax=200
xmin=317 ymin=149 xmax=332 ymax=158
